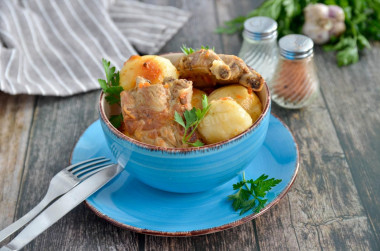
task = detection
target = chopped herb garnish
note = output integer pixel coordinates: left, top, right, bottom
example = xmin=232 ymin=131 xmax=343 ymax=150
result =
xmin=228 ymin=172 xmax=282 ymax=215
xmin=174 ymin=94 xmax=210 ymax=147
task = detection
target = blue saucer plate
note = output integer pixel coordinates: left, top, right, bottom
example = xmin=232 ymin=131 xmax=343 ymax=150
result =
xmin=71 ymin=114 xmax=299 ymax=236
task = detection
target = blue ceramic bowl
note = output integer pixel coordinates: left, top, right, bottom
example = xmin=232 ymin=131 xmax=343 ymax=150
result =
xmin=98 ymin=54 xmax=271 ymax=193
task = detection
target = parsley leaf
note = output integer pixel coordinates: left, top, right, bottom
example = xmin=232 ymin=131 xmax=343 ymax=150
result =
xmin=98 ymin=79 xmax=107 ymax=90
xmin=174 ymin=94 xmax=211 ymax=147
xmin=174 ymin=112 xmax=185 ymax=128
xmin=109 ymin=114 xmax=123 ymax=129
xmin=228 ymin=172 xmax=282 ymax=215
xmin=337 ymin=45 xmax=359 ymax=66
xmin=357 ymin=34 xmax=370 ymax=50
xmin=105 ymin=94 xmax=121 ymax=105
xmin=201 ymin=45 xmax=215 ymax=51
xmin=98 ymin=58 xmax=124 ymax=128
xmin=191 ymin=140 xmax=204 ymax=147
xmin=181 ymin=45 xmax=195 ymax=55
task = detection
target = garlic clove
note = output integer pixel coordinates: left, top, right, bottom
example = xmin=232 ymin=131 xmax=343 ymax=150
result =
xmin=302 ymin=24 xmax=330 ymax=44
xmin=328 ymin=5 xmax=345 ymax=21
xmin=329 ymin=22 xmax=346 ymax=36
xmin=317 ymin=18 xmax=333 ymax=30
xmin=304 ymin=3 xmax=329 ymax=22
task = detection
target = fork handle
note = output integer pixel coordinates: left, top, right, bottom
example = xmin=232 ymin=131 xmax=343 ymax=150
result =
xmin=0 ymin=195 xmax=51 ymax=243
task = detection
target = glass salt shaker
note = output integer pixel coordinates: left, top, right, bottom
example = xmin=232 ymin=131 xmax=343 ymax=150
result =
xmin=238 ymin=16 xmax=279 ymax=83
xmin=270 ymin=34 xmax=319 ymax=109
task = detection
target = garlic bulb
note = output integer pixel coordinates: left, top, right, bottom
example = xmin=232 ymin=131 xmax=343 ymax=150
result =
xmin=302 ymin=4 xmax=346 ymax=44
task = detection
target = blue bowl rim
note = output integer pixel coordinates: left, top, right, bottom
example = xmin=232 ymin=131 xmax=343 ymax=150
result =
xmin=98 ymin=77 xmax=271 ymax=153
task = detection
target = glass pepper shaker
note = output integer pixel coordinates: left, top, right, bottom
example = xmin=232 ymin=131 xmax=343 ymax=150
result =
xmin=269 ymin=34 xmax=319 ymax=109
xmin=238 ymin=16 xmax=279 ymax=83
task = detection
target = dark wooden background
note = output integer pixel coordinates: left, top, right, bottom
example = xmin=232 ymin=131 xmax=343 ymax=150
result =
xmin=1 ymin=0 xmax=379 ymax=250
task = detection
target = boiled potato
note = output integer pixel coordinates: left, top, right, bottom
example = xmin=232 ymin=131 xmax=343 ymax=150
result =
xmin=191 ymin=88 xmax=207 ymax=109
xmin=208 ymin=85 xmax=262 ymax=122
xmin=198 ymin=99 xmax=252 ymax=144
xmin=120 ymin=55 xmax=179 ymax=90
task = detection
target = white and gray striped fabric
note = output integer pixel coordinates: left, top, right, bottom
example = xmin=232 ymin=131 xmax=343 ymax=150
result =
xmin=0 ymin=0 xmax=190 ymax=96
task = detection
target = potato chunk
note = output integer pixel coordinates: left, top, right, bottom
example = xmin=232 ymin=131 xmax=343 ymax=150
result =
xmin=120 ymin=55 xmax=179 ymax=90
xmin=208 ymin=85 xmax=262 ymax=122
xmin=198 ymin=99 xmax=252 ymax=144
xmin=191 ymin=88 xmax=207 ymax=109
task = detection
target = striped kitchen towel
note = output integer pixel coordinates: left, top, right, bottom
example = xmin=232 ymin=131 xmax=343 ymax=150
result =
xmin=0 ymin=0 xmax=190 ymax=96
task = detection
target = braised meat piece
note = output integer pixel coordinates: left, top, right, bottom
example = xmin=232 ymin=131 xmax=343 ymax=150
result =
xmin=217 ymin=54 xmax=265 ymax=91
xmin=120 ymin=78 xmax=197 ymax=148
xmin=178 ymin=49 xmax=231 ymax=81
xmin=177 ymin=49 xmax=265 ymax=91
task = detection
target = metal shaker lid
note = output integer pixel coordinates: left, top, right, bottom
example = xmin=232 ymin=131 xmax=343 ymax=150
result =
xmin=279 ymin=34 xmax=314 ymax=60
xmin=243 ymin=16 xmax=278 ymax=40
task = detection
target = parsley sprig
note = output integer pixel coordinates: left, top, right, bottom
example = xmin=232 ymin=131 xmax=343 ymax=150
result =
xmin=98 ymin=59 xmax=124 ymax=128
xmin=174 ymin=94 xmax=210 ymax=147
xmin=228 ymin=172 xmax=282 ymax=215
xmin=98 ymin=59 xmax=123 ymax=105
xmin=181 ymin=45 xmax=215 ymax=55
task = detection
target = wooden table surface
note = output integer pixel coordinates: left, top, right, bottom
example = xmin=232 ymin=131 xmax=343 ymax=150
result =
xmin=1 ymin=0 xmax=379 ymax=250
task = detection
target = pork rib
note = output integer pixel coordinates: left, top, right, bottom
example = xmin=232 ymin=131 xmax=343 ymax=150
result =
xmin=120 ymin=78 xmax=197 ymax=148
xmin=177 ymin=49 xmax=265 ymax=91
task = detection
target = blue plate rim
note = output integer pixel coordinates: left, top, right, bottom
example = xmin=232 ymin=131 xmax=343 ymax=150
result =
xmin=72 ymin=113 xmax=299 ymax=237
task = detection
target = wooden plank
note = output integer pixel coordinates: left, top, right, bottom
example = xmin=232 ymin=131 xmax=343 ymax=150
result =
xmin=13 ymin=92 xmax=140 ymax=250
xmin=216 ymin=0 xmax=379 ymax=250
xmin=145 ymin=224 xmax=258 ymax=251
xmin=315 ymin=45 xmax=380 ymax=245
xmin=0 ymin=93 xmax=34 ymax=233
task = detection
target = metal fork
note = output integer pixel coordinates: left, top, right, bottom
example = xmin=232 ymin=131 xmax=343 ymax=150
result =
xmin=0 ymin=157 xmax=112 ymax=243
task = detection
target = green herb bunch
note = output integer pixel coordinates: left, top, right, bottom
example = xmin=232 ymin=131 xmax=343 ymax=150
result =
xmin=216 ymin=0 xmax=380 ymax=66
xmin=229 ymin=172 xmax=282 ymax=215
xmin=98 ymin=59 xmax=124 ymax=128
